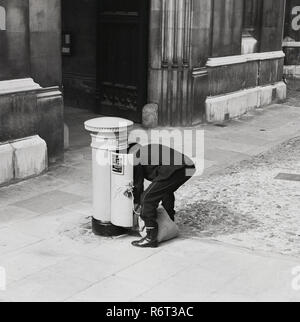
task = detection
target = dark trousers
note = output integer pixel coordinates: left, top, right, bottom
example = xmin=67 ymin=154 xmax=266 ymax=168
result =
xmin=140 ymin=168 xmax=194 ymax=227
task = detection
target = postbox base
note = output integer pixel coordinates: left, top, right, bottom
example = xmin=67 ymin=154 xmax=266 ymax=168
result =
xmin=92 ymin=218 xmax=129 ymax=237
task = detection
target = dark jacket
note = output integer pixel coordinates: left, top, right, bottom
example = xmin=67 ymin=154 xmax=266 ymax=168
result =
xmin=130 ymin=144 xmax=195 ymax=204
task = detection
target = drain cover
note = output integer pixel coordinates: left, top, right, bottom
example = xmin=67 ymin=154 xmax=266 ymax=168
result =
xmin=275 ymin=173 xmax=300 ymax=182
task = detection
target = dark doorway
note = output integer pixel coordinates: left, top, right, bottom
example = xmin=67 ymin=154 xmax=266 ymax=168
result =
xmin=97 ymin=0 xmax=149 ymax=123
xmin=62 ymin=0 xmax=98 ymax=111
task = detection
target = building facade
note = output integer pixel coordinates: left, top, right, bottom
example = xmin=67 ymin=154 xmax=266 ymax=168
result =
xmin=283 ymin=0 xmax=300 ymax=77
xmin=0 ymin=0 xmax=63 ymax=162
xmin=0 ymin=0 xmax=287 ymax=174
xmin=62 ymin=0 xmax=287 ymax=127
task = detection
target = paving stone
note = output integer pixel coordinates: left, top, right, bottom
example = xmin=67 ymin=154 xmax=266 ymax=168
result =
xmin=217 ymin=257 xmax=300 ymax=301
xmin=135 ymin=265 xmax=235 ymax=302
xmin=12 ymin=190 xmax=84 ymax=214
xmin=0 ymin=206 xmax=37 ymax=227
xmin=68 ymin=276 xmax=150 ymax=302
xmin=0 ymin=248 xmax=70 ymax=284
xmin=205 ymin=137 xmax=258 ymax=155
xmin=44 ymin=256 xmax=118 ymax=284
xmin=2 ymin=268 xmax=91 ymax=302
xmin=6 ymin=208 xmax=81 ymax=239
xmin=0 ymin=228 xmax=41 ymax=256
xmin=84 ymin=238 xmax=160 ymax=269
xmin=59 ymin=183 xmax=92 ymax=199
xmin=116 ymin=251 xmax=189 ymax=287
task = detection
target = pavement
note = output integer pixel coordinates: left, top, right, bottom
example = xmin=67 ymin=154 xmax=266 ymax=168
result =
xmin=1 ymin=83 xmax=300 ymax=302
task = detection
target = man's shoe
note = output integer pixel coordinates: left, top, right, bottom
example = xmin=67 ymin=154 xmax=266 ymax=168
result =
xmin=132 ymin=227 xmax=159 ymax=248
xmin=132 ymin=237 xmax=158 ymax=248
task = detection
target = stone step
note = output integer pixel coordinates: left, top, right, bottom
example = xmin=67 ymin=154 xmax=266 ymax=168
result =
xmin=0 ymin=143 xmax=14 ymax=185
xmin=0 ymin=135 xmax=48 ymax=187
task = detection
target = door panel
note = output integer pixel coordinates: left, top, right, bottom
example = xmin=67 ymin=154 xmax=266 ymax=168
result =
xmin=97 ymin=0 xmax=149 ymax=123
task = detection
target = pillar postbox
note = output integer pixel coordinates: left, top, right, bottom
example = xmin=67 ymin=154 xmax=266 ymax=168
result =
xmin=84 ymin=117 xmax=134 ymax=236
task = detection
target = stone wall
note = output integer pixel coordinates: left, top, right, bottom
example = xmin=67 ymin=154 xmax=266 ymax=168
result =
xmin=0 ymin=80 xmax=64 ymax=161
xmin=147 ymin=0 xmax=286 ymax=126
xmin=206 ymin=52 xmax=286 ymax=122
xmin=29 ymin=0 xmax=62 ymax=87
xmin=0 ymin=0 xmax=30 ymax=81
xmin=148 ymin=0 xmax=210 ymax=126
xmin=207 ymin=52 xmax=285 ymax=96
xmin=0 ymin=0 xmax=61 ymax=86
xmin=0 ymin=0 xmax=63 ymax=162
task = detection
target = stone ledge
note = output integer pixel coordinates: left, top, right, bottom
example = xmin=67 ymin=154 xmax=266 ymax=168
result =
xmin=0 ymin=78 xmax=41 ymax=95
xmin=283 ymin=42 xmax=300 ymax=48
xmin=0 ymin=86 xmax=64 ymax=161
xmin=206 ymin=51 xmax=285 ymax=67
xmin=0 ymin=136 xmax=48 ymax=187
xmin=0 ymin=143 xmax=14 ymax=185
xmin=206 ymin=82 xmax=287 ymax=123
xmin=11 ymin=136 xmax=48 ymax=180
xmin=283 ymin=65 xmax=300 ymax=79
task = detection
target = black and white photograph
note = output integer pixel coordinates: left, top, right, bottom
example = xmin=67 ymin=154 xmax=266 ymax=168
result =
xmin=0 ymin=0 xmax=300 ymax=306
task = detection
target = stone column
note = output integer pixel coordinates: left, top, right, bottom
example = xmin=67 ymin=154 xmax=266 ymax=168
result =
xmin=148 ymin=0 xmax=209 ymax=126
xmin=260 ymin=0 xmax=286 ymax=52
xmin=0 ymin=0 xmax=30 ymax=80
xmin=29 ymin=0 xmax=62 ymax=87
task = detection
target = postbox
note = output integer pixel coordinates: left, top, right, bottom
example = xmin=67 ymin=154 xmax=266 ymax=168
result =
xmin=84 ymin=117 xmax=134 ymax=236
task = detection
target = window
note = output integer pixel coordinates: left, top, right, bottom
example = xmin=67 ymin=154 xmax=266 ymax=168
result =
xmin=0 ymin=6 xmax=6 ymax=31
xmin=241 ymin=0 xmax=263 ymax=54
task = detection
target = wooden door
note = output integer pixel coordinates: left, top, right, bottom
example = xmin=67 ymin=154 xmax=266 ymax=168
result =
xmin=97 ymin=0 xmax=149 ymax=123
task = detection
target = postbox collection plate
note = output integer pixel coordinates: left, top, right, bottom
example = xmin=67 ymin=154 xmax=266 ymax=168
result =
xmin=111 ymin=153 xmax=124 ymax=175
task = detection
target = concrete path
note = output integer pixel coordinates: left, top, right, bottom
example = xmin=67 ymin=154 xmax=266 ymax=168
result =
xmin=0 ymin=100 xmax=300 ymax=302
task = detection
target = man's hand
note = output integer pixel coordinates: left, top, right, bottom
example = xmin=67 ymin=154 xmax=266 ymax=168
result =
xmin=134 ymin=204 xmax=141 ymax=215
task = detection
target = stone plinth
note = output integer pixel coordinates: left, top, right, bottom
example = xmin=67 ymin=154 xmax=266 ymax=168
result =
xmin=11 ymin=136 xmax=48 ymax=180
xmin=0 ymin=144 xmax=14 ymax=186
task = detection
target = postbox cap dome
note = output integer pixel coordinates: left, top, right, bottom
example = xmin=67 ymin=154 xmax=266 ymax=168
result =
xmin=85 ymin=117 xmax=134 ymax=133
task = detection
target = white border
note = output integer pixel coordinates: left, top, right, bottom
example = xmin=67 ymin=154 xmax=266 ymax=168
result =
xmin=206 ymin=51 xmax=285 ymax=67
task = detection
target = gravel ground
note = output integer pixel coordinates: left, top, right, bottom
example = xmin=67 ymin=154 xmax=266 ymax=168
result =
xmin=175 ymin=137 xmax=300 ymax=257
